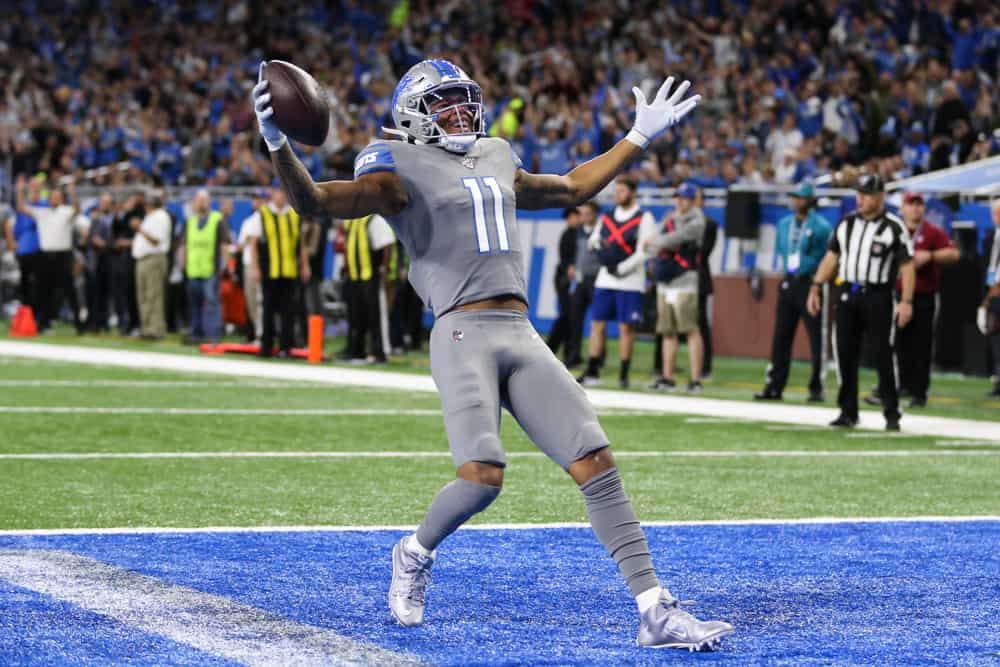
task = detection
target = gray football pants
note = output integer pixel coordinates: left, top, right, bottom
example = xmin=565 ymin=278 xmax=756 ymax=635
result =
xmin=429 ymin=308 xmax=610 ymax=470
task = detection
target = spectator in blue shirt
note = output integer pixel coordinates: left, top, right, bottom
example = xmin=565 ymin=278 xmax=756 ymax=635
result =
xmin=536 ymin=121 xmax=575 ymax=175
xmin=901 ymin=122 xmax=930 ymax=176
xmin=755 ymin=181 xmax=832 ymax=403
xmin=3 ymin=208 xmax=42 ymax=318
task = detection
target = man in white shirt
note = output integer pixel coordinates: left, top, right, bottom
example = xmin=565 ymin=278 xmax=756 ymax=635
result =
xmin=236 ymin=190 xmax=266 ymax=341
xmin=131 ymin=190 xmax=172 ymax=339
xmin=766 ymin=113 xmax=803 ymax=170
xmin=578 ymin=176 xmax=657 ymax=388
xmin=15 ymin=175 xmax=82 ymax=332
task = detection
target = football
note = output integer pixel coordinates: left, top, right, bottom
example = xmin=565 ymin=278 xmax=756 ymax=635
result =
xmin=263 ymin=60 xmax=330 ymax=146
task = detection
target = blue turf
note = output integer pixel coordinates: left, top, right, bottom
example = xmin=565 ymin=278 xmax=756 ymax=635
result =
xmin=1 ymin=522 xmax=998 ymax=666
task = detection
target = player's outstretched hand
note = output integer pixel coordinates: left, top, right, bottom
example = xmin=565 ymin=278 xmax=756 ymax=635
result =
xmin=253 ymin=62 xmax=287 ymax=151
xmin=626 ymin=77 xmax=701 ymax=150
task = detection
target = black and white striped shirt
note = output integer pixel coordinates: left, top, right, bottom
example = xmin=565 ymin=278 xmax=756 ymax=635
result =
xmin=828 ymin=210 xmax=913 ymax=286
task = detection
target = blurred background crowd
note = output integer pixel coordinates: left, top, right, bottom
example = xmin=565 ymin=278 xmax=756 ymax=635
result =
xmin=1 ymin=0 xmax=999 ymax=193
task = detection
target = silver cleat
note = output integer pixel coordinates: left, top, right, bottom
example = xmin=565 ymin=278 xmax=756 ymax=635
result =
xmin=389 ymin=537 xmax=435 ymax=627
xmin=636 ymin=593 xmax=734 ymax=651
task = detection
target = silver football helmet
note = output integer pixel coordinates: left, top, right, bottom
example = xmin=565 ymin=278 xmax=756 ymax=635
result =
xmin=388 ymin=59 xmax=486 ymax=154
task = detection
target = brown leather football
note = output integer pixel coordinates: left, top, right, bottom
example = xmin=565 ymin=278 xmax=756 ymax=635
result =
xmin=263 ymin=60 xmax=330 ymax=146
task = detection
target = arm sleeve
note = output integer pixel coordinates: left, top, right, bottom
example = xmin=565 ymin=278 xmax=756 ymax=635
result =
xmin=774 ymin=216 xmax=788 ymax=261
xmin=827 ymin=220 xmax=843 ymax=253
xmin=615 ymin=211 xmax=657 ymax=276
xmin=647 ymin=208 xmax=706 ymax=253
xmin=354 ymin=142 xmax=397 ymax=179
xmin=933 ymin=225 xmax=955 ymax=250
xmin=509 ymin=141 xmax=523 ymax=170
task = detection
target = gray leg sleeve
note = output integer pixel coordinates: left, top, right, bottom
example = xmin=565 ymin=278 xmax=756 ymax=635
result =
xmin=581 ymin=467 xmax=660 ymax=597
xmin=415 ymin=478 xmax=500 ymax=551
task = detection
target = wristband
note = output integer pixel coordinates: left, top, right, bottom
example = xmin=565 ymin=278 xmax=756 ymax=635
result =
xmin=903 ymin=298 xmax=913 ymax=304
xmin=811 ymin=282 xmax=822 ymax=288
xmin=625 ymin=128 xmax=650 ymax=150
xmin=265 ymin=134 xmax=287 ymax=152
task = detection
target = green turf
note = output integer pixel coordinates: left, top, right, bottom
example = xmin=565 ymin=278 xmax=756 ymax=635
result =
xmin=8 ymin=324 xmax=999 ymax=421
xmin=1 ymin=357 xmax=997 ymax=530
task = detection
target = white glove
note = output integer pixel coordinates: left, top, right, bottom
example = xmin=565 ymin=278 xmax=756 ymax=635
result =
xmin=626 ymin=77 xmax=701 ymax=150
xmin=977 ymin=306 xmax=988 ymax=335
xmin=253 ymin=62 xmax=286 ymax=152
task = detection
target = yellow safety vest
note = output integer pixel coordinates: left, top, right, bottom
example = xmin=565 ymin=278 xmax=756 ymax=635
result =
xmin=344 ymin=215 xmax=374 ymax=281
xmin=185 ymin=211 xmax=222 ymax=279
xmin=260 ymin=206 xmax=300 ymax=279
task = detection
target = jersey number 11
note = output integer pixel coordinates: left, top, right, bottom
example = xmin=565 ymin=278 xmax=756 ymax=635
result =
xmin=462 ymin=177 xmax=510 ymax=254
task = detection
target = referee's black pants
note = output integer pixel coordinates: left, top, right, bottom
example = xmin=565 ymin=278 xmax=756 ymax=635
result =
xmin=766 ymin=275 xmax=823 ymax=395
xmin=835 ymin=286 xmax=899 ymax=422
xmin=260 ymin=277 xmax=297 ymax=355
xmin=894 ymin=292 xmax=936 ymax=401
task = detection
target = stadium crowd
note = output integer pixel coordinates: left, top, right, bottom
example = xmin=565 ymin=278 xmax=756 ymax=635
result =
xmin=1 ymin=0 xmax=999 ymax=193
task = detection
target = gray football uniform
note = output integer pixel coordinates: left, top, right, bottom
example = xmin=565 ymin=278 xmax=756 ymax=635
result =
xmin=354 ymin=137 xmax=608 ymax=468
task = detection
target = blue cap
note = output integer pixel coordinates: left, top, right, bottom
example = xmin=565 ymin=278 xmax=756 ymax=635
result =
xmin=676 ymin=182 xmax=698 ymax=199
xmin=678 ymin=148 xmax=692 ymax=162
xmin=789 ymin=181 xmax=814 ymax=198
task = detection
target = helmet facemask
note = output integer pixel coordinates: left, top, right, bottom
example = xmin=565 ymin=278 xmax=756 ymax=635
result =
xmin=395 ymin=81 xmax=486 ymax=154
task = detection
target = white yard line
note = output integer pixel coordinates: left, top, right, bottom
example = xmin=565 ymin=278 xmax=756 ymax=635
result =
xmin=2 ymin=341 xmax=998 ymax=440
xmin=0 ymin=550 xmax=423 ymax=666
xmin=0 ymin=406 xmax=443 ymax=416
xmin=0 ymin=380 xmax=323 ymax=388
xmin=763 ymin=425 xmax=825 ymax=431
xmin=936 ymin=440 xmax=1000 ymax=447
xmin=1 ymin=516 xmax=997 ymax=537
xmin=2 ymin=449 xmax=999 ymax=461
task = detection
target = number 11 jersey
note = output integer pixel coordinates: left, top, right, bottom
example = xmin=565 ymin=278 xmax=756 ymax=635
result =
xmin=353 ymin=137 xmax=526 ymax=316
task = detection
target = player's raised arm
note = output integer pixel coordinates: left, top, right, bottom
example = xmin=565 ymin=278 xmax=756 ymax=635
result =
xmin=515 ymin=77 xmax=700 ymax=210
xmin=253 ymin=66 xmax=408 ymax=220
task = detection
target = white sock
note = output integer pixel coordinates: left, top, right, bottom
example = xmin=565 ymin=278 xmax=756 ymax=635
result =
xmin=405 ymin=534 xmax=432 ymax=557
xmin=636 ymin=586 xmax=664 ymax=614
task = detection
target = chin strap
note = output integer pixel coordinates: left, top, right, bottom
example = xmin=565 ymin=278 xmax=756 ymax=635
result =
xmin=440 ymin=133 xmax=478 ymax=154
xmin=379 ymin=127 xmax=478 ymax=154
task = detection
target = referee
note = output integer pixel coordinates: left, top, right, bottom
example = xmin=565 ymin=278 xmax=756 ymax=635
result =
xmin=807 ymin=175 xmax=916 ymax=431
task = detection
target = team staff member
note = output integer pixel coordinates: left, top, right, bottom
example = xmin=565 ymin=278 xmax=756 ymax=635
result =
xmin=251 ymin=187 xmax=310 ymax=357
xmin=979 ymin=200 xmax=1000 ymax=397
xmin=178 ymin=190 xmax=232 ymax=343
xmin=887 ymin=193 xmax=958 ymax=407
xmin=342 ymin=213 xmax=395 ymax=363
xmin=547 ymin=206 xmax=580 ymax=360
xmin=565 ymin=200 xmax=602 ymax=369
xmin=645 ymin=182 xmax=706 ymax=393
xmin=237 ymin=189 xmax=267 ymax=341
xmin=579 ymin=176 xmax=657 ymax=388
xmin=755 ymin=181 xmax=832 ymax=402
xmin=807 ymin=174 xmax=915 ymax=431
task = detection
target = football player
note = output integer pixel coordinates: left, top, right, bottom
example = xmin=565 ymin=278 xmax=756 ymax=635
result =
xmin=253 ymin=59 xmax=733 ymax=651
